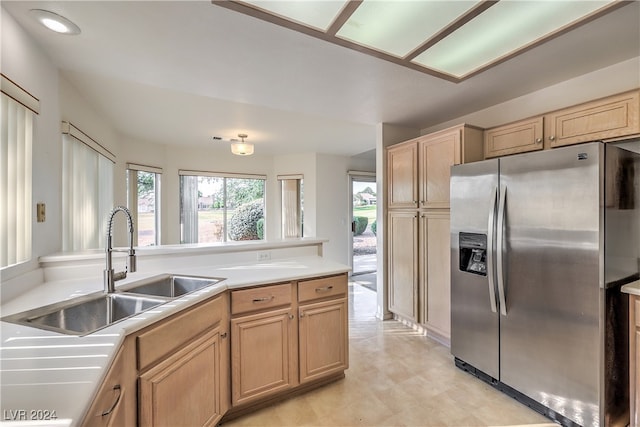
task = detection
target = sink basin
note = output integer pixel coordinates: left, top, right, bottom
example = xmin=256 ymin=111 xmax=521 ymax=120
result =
xmin=2 ymin=293 xmax=168 ymax=335
xmin=121 ymin=274 xmax=223 ymax=298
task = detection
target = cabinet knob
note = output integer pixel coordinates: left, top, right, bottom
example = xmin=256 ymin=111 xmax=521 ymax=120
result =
xmin=289 ymin=314 xmax=295 ymax=319
xmin=535 ymin=138 xmax=542 ymax=143
xmin=548 ymin=135 xmax=556 ymax=141
xmin=221 ymin=332 xmax=228 ymax=339
xmin=299 ymin=312 xmax=304 ymax=318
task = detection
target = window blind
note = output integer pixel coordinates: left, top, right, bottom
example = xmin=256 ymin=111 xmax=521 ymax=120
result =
xmin=62 ymin=126 xmax=114 ymax=251
xmin=0 ymin=93 xmax=33 ymax=267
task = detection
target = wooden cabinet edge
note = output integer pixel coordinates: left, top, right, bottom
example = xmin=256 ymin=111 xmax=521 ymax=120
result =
xmin=80 ymin=336 xmax=136 ymax=427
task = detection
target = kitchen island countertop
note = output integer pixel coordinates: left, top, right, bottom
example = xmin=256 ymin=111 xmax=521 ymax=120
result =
xmin=0 ymin=255 xmax=349 ymax=426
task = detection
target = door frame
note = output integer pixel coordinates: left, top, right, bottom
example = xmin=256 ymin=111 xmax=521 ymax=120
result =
xmin=348 ymin=171 xmax=376 ymax=276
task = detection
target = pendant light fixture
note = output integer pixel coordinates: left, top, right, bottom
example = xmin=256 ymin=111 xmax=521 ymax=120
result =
xmin=231 ymin=134 xmax=254 ymax=156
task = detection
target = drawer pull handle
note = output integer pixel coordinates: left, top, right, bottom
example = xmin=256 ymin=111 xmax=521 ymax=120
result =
xmin=101 ymin=384 xmax=121 ymax=417
xmin=315 ymin=286 xmax=333 ymax=293
xmin=252 ymin=296 xmax=274 ymax=303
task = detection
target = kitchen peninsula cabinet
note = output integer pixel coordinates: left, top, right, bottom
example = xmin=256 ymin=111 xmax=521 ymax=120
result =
xmin=484 ymin=90 xmax=640 ymax=158
xmin=76 ymin=268 xmax=349 ymax=426
xmin=138 ymin=294 xmax=229 ymax=427
xmin=298 ymin=274 xmax=348 ymax=383
xmin=386 ymin=124 xmax=483 ymax=342
xmin=81 ymin=341 xmax=136 ymax=427
xmin=230 ymin=283 xmax=296 ymax=406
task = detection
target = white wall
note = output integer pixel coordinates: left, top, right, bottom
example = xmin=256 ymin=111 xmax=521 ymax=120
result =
xmin=421 ymin=57 xmax=640 ymax=134
xmin=1 ymin=10 xmax=60 ymax=282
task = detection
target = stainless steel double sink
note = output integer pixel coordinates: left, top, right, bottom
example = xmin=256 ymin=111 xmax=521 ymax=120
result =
xmin=1 ymin=275 xmax=224 ymax=336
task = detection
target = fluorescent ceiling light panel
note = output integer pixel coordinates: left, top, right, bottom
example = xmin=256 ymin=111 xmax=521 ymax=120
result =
xmin=412 ymin=0 xmax=614 ymax=78
xmin=337 ymin=1 xmax=481 ymax=58
xmin=242 ymin=0 xmax=348 ymax=31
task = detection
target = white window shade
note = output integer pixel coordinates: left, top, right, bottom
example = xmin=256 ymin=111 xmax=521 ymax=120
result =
xmin=1 ymin=93 xmax=33 ymax=268
xmin=279 ymin=175 xmax=303 ymax=239
xmin=62 ymin=127 xmax=114 ymax=251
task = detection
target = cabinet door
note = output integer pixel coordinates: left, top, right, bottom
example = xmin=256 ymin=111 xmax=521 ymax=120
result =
xmin=387 ymin=142 xmax=418 ymax=209
xmin=231 ymin=308 xmax=295 ymax=406
xmin=484 ymin=116 xmax=544 ymax=158
xmin=420 ymin=211 xmax=451 ymax=339
xmin=388 ymin=211 xmax=418 ymax=321
xmin=299 ymin=298 xmax=348 ymax=384
xmin=82 ymin=341 xmax=136 ymax=427
xmin=546 ymin=90 xmax=640 ymax=148
xmin=419 ymin=131 xmax=461 ymax=209
xmin=139 ymin=330 xmax=222 ymax=427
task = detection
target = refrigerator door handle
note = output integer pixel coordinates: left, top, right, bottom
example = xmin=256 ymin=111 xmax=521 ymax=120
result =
xmin=486 ymin=186 xmax=498 ymax=313
xmin=496 ymin=184 xmax=507 ymax=316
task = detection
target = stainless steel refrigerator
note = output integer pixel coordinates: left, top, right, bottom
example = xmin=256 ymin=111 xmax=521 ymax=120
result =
xmin=450 ymin=142 xmax=640 ymax=427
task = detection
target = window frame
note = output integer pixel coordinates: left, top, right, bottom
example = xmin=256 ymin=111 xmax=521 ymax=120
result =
xmin=179 ymin=170 xmax=266 ymax=244
xmin=127 ymin=163 xmax=162 ymax=247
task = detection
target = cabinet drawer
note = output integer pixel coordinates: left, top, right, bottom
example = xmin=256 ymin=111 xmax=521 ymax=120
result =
xmin=137 ymin=295 xmax=224 ymax=372
xmin=231 ymin=283 xmax=292 ymax=316
xmin=298 ymin=274 xmax=347 ymax=303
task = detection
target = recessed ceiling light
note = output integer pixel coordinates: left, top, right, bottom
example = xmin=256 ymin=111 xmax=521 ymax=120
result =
xmin=30 ymin=9 xmax=81 ymax=35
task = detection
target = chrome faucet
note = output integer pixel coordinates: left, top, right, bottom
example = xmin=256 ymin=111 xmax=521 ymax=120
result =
xmin=104 ymin=206 xmax=137 ymax=293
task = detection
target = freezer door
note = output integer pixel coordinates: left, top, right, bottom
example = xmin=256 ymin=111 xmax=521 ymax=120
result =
xmin=450 ymin=159 xmax=499 ymax=379
xmin=499 ymin=143 xmax=601 ymax=426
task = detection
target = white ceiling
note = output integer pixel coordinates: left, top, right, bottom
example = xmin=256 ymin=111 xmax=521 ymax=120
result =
xmin=2 ymin=1 xmax=639 ymax=157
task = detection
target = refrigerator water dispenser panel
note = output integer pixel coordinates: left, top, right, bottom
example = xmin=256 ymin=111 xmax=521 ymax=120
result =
xmin=459 ymin=232 xmax=487 ymax=276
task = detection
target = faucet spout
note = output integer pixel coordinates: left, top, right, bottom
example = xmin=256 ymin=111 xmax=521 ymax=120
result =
xmin=104 ymin=206 xmax=137 ymax=293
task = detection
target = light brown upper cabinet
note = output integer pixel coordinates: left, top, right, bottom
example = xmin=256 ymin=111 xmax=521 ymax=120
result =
xmin=546 ymin=90 xmax=640 ymax=148
xmin=484 ymin=116 xmax=544 ymax=158
xmin=387 ymin=142 xmax=418 ymax=209
xmin=387 ymin=124 xmax=484 ymax=210
xmin=485 ymin=90 xmax=640 ymax=158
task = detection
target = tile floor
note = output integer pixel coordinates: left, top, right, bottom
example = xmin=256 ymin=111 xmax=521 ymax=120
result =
xmin=223 ymin=283 xmax=554 ymax=427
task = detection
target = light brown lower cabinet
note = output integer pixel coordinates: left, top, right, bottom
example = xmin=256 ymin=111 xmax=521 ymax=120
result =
xmin=137 ymin=294 xmax=229 ymax=427
xmin=81 ymin=340 xmax=136 ymax=427
xmin=298 ymin=275 xmax=349 ymax=384
xmin=231 ymin=307 xmax=296 ymax=406
xmin=419 ymin=211 xmax=451 ymax=339
xmin=387 ymin=211 xmax=419 ymax=322
xmin=139 ymin=329 xmax=223 ymax=427
xmin=82 ymin=273 xmax=349 ymax=426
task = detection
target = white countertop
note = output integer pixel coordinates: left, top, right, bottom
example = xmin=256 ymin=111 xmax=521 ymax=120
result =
xmin=621 ymin=280 xmax=640 ymax=296
xmin=0 ymin=255 xmax=349 ymax=426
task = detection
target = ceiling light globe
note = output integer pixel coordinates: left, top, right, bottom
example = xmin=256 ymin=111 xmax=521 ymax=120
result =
xmin=231 ymin=142 xmax=254 ymax=156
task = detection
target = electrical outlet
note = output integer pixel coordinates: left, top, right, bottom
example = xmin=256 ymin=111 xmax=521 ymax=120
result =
xmin=257 ymin=251 xmax=271 ymax=261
